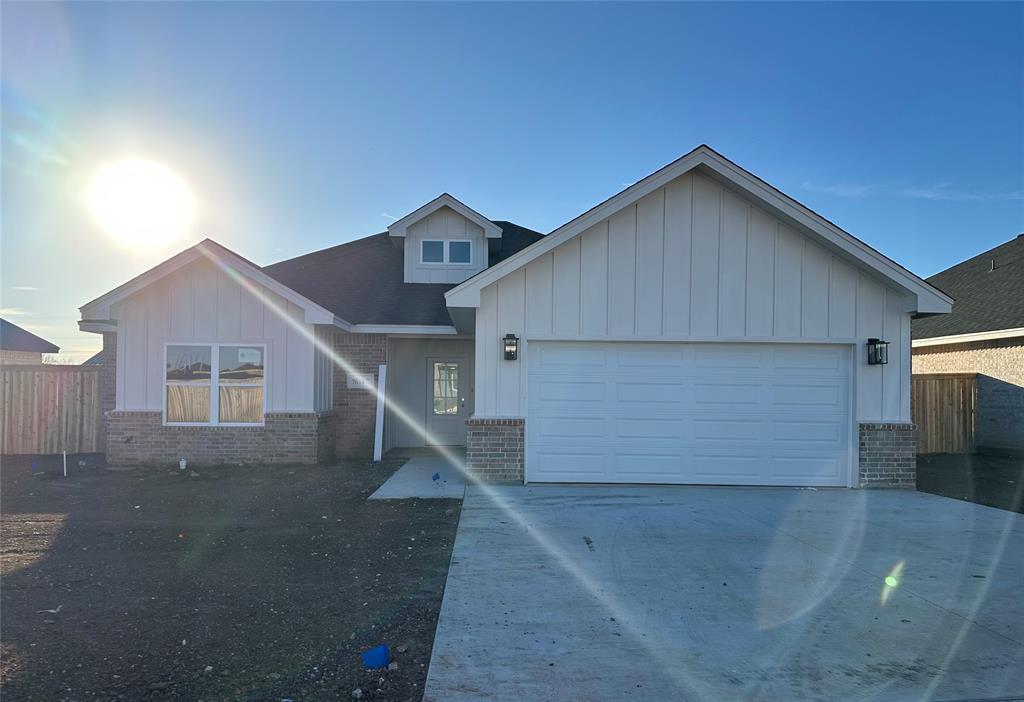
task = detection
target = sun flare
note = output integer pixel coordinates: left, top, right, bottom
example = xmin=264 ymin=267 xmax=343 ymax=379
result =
xmin=86 ymin=158 xmax=196 ymax=247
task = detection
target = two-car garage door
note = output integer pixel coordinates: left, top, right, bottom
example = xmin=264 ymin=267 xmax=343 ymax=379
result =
xmin=526 ymin=342 xmax=852 ymax=487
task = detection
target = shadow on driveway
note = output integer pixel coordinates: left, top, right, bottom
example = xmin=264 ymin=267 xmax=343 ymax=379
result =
xmin=917 ymin=451 xmax=1024 ymax=513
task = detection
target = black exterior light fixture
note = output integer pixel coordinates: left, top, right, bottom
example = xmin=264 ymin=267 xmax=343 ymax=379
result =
xmin=866 ymin=338 xmax=889 ymax=365
xmin=503 ymin=333 xmax=519 ymax=361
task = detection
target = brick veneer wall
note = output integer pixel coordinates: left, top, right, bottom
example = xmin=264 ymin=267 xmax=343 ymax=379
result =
xmin=912 ymin=339 xmax=1024 ymax=451
xmin=97 ymin=332 xmax=117 ymax=452
xmin=106 ymin=411 xmax=334 ymax=466
xmin=859 ymin=423 xmax=917 ymax=488
xmin=465 ymin=418 xmax=524 ymax=484
xmin=331 ymin=332 xmax=388 ymax=458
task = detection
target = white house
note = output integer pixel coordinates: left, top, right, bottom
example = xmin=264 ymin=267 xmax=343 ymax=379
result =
xmin=79 ymin=146 xmax=951 ymax=487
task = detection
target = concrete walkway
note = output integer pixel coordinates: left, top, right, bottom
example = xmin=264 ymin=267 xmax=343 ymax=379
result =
xmin=425 ymin=485 xmax=1024 ymax=701
xmin=369 ymin=447 xmax=466 ymax=500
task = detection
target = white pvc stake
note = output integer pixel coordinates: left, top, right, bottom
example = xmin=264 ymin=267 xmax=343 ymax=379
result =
xmin=63 ymin=451 xmax=67 ymax=477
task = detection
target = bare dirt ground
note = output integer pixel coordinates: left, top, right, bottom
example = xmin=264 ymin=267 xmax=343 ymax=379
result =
xmin=917 ymin=450 xmax=1024 ymax=513
xmin=0 ymin=453 xmax=461 ymax=701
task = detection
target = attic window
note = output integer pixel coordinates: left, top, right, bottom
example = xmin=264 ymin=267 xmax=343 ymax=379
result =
xmin=420 ymin=239 xmax=472 ymax=265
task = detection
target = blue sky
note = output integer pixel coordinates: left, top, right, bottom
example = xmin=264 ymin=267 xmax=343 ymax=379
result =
xmin=2 ymin=2 xmax=1022 ymax=360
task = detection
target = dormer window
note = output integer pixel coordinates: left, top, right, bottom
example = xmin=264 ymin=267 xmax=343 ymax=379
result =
xmin=421 ymin=239 xmax=473 ymax=265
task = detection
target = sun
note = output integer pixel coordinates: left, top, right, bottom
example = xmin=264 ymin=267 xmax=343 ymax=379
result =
xmin=86 ymin=158 xmax=196 ymax=247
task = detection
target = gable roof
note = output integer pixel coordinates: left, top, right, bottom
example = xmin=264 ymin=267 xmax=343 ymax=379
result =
xmin=912 ymin=234 xmax=1024 ymax=341
xmin=387 ymin=193 xmax=503 ymax=239
xmin=445 ymin=145 xmax=953 ymax=316
xmin=0 ymin=318 xmax=59 ymax=353
xmin=79 ymin=239 xmax=338 ymax=326
xmin=262 ymin=221 xmax=542 ymax=327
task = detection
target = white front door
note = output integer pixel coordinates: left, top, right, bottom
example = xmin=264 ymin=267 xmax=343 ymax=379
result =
xmin=527 ymin=342 xmax=852 ymax=486
xmin=425 ymin=357 xmax=470 ymax=445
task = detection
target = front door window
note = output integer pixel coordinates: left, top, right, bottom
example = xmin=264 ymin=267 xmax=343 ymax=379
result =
xmin=432 ymin=362 xmax=459 ymax=415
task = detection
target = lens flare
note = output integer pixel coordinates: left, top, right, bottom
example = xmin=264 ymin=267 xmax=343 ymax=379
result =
xmin=881 ymin=560 xmax=905 ymax=605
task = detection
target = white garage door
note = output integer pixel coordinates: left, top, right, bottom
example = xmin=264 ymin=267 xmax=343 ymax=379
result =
xmin=527 ymin=342 xmax=851 ymax=487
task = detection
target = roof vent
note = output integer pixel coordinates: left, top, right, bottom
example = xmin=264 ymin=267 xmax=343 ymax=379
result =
xmin=990 ymin=259 xmax=996 ymax=272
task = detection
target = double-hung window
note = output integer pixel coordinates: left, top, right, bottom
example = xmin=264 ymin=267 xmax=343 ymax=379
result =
xmin=165 ymin=344 xmax=265 ymax=425
xmin=420 ymin=239 xmax=472 ymax=265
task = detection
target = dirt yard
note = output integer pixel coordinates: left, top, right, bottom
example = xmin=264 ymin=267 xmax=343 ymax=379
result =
xmin=917 ymin=450 xmax=1024 ymax=513
xmin=0 ymin=453 xmax=462 ymax=701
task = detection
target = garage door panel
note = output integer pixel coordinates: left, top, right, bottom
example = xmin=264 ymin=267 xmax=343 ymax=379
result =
xmin=614 ymin=417 xmax=686 ymax=440
xmin=772 ymin=348 xmax=844 ymax=371
xmin=533 ymin=415 xmax=607 ymax=440
xmin=615 ymin=381 xmax=686 ymax=405
xmin=693 ymin=346 xmax=765 ymax=369
xmin=692 ymin=382 xmax=764 ymax=406
xmin=536 ymin=343 xmax=607 ymax=367
xmin=536 ymin=380 xmax=606 ymax=403
xmin=773 ymin=419 xmax=843 ymax=443
xmin=771 ymin=383 xmax=843 ymax=407
xmin=616 ymin=346 xmax=688 ymax=368
xmin=527 ymin=342 xmax=850 ymax=486
xmin=610 ymin=453 xmax=686 ymax=478
xmin=532 ymin=450 xmax=607 ymax=478
xmin=768 ymin=456 xmax=843 ymax=482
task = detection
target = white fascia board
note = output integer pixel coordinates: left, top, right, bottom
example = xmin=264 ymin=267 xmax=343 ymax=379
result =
xmin=351 ymin=324 xmax=458 ymax=335
xmin=78 ymin=320 xmax=117 ymax=334
xmin=387 ymin=193 xmax=502 ymax=239
xmin=446 ymin=146 xmax=953 ymax=314
xmin=912 ymin=327 xmax=1024 ymax=347
xmin=80 ymin=239 xmax=342 ymax=327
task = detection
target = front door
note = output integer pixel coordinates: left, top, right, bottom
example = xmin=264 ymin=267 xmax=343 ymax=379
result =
xmin=425 ymin=357 xmax=469 ymax=445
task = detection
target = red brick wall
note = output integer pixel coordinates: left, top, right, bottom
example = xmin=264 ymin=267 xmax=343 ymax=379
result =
xmin=98 ymin=332 xmax=117 ymax=451
xmin=107 ymin=411 xmax=334 ymax=466
xmin=465 ymin=417 xmax=524 ymax=483
xmin=859 ymin=423 xmax=916 ymax=488
xmin=331 ymin=332 xmax=388 ymax=459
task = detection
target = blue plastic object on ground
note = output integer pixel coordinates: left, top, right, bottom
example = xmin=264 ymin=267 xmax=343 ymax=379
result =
xmin=361 ymin=644 xmax=390 ymax=669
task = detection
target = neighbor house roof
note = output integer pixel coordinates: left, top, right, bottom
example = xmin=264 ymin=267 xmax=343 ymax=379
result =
xmin=0 ymin=318 xmax=59 ymax=353
xmin=912 ymin=234 xmax=1024 ymax=342
xmin=82 ymin=351 xmax=104 ymax=366
xmin=446 ymin=145 xmax=953 ymax=315
xmin=262 ymin=221 xmax=543 ymax=327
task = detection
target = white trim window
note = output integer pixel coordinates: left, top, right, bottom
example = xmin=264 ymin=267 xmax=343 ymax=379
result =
xmin=420 ymin=239 xmax=473 ymax=265
xmin=165 ymin=343 xmax=266 ymax=425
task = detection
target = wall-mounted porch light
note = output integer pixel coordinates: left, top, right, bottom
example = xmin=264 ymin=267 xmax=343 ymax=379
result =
xmin=503 ymin=333 xmax=519 ymax=361
xmin=866 ymin=338 xmax=889 ymax=365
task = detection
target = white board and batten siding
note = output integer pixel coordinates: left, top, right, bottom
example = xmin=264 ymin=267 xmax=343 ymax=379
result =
xmin=113 ymin=257 xmax=331 ymax=413
xmin=404 ymin=206 xmax=488 ymax=284
xmin=474 ymin=170 xmax=913 ymax=424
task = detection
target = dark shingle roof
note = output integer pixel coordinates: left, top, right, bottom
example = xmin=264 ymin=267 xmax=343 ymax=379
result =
xmin=0 ymin=318 xmax=60 ymax=353
xmin=262 ymin=221 xmax=543 ymax=326
xmin=82 ymin=351 xmax=104 ymax=366
xmin=912 ymin=234 xmax=1024 ymax=339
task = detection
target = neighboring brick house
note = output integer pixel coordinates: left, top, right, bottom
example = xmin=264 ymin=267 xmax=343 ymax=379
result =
xmin=912 ymin=234 xmax=1024 ymax=452
xmin=79 ymin=146 xmax=952 ymax=487
xmin=0 ymin=318 xmax=59 ymax=365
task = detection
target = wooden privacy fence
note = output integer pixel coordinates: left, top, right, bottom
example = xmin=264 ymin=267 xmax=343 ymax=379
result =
xmin=0 ymin=365 xmax=102 ymax=454
xmin=911 ymin=373 xmax=977 ymax=455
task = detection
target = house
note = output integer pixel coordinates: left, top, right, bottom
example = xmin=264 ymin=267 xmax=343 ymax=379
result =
xmin=912 ymin=234 xmax=1024 ymax=452
xmin=79 ymin=145 xmax=951 ymax=487
xmin=0 ymin=318 xmax=59 ymax=364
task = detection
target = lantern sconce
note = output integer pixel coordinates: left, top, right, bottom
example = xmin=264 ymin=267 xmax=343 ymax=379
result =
xmin=866 ymin=338 xmax=889 ymax=365
xmin=503 ymin=333 xmax=519 ymax=361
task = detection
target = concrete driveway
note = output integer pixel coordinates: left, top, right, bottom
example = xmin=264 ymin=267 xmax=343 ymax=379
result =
xmin=424 ymin=486 xmax=1024 ymax=701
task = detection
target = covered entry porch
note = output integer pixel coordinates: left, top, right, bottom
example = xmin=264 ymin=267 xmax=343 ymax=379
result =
xmin=382 ymin=336 xmax=475 ymax=452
